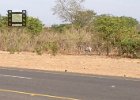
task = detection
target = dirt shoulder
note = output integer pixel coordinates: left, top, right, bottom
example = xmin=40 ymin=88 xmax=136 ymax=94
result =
xmin=0 ymin=51 xmax=140 ymax=78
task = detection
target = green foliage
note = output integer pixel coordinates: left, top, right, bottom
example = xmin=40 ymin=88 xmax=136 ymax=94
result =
xmin=26 ymin=17 xmax=44 ymax=36
xmin=119 ymin=16 xmax=139 ymax=28
xmin=0 ymin=16 xmax=8 ymax=27
xmin=73 ymin=10 xmax=96 ymax=29
xmin=94 ymin=14 xmax=139 ymax=56
xmin=120 ymin=33 xmax=140 ymax=57
xmin=49 ymin=42 xmax=59 ymax=56
xmin=94 ymin=15 xmax=138 ymax=35
xmin=0 ymin=15 xmax=43 ymax=36
xmin=51 ymin=24 xmax=71 ymax=33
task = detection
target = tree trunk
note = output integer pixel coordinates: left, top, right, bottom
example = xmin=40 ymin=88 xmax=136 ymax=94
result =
xmin=106 ymin=40 xmax=109 ymax=56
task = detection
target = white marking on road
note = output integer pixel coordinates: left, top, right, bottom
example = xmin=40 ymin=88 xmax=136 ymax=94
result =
xmin=111 ymin=85 xmax=116 ymax=88
xmin=0 ymin=74 xmax=32 ymax=80
xmin=1 ymin=67 xmax=140 ymax=82
xmin=0 ymin=67 xmax=24 ymax=71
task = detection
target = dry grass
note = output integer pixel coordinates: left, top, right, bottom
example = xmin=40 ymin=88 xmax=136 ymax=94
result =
xmin=0 ymin=51 xmax=140 ymax=78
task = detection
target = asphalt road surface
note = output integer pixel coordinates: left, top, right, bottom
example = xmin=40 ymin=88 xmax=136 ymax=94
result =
xmin=0 ymin=67 xmax=140 ymax=100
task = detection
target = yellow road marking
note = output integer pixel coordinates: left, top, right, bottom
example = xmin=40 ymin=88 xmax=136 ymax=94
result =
xmin=0 ymin=89 xmax=79 ymax=100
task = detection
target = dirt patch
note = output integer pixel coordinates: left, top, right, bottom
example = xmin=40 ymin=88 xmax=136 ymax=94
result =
xmin=0 ymin=51 xmax=140 ymax=78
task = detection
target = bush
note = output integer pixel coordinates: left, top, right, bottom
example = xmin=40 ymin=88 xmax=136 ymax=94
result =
xmin=34 ymin=41 xmax=59 ymax=56
xmin=49 ymin=42 xmax=59 ymax=56
xmin=26 ymin=17 xmax=44 ymax=36
xmin=34 ymin=46 xmax=44 ymax=55
xmin=120 ymin=35 xmax=140 ymax=58
xmin=34 ymin=40 xmax=47 ymax=55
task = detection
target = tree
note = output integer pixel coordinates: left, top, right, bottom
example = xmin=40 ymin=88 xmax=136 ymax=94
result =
xmin=94 ymin=15 xmax=116 ymax=55
xmin=137 ymin=24 xmax=140 ymax=34
xmin=73 ymin=10 xmax=96 ymax=29
xmin=53 ymin=0 xmax=85 ymax=23
xmin=26 ymin=17 xmax=44 ymax=36
xmin=0 ymin=15 xmax=8 ymax=27
xmin=120 ymin=32 xmax=140 ymax=57
xmin=0 ymin=15 xmax=44 ymax=36
xmin=94 ymin=14 xmax=139 ymax=56
xmin=53 ymin=0 xmax=97 ymax=31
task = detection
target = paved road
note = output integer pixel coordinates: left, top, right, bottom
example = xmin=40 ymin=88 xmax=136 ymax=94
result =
xmin=0 ymin=67 xmax=140 ymax=100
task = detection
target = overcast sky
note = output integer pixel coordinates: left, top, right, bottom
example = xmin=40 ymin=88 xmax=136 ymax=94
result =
xmin=0 ymin=0 xmax=140 ymax=26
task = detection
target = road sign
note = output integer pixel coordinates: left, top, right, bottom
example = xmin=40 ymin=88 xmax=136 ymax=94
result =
xmin=8 ymin=10 xmax=27 ymax=26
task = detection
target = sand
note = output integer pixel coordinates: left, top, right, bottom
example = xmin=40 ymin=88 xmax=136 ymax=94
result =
xmin=0 ymin=51 xmax=140 ymax=78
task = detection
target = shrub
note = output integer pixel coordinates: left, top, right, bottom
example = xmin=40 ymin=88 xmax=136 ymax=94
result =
xmin=49 ymin=42 xmax=59 ymax=56
xmin=26 ymin=17 xmax=44 ymax=36
xmin=120 ymin=34 xmax=140 ymax=58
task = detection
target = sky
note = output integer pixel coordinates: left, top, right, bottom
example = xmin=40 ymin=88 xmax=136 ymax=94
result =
xmin=0 ymin=0 xmax=140 ymax=26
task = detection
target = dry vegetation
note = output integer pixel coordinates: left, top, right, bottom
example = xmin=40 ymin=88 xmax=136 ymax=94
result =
xmin=0 ymin=27 xmax=100 ymax=55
